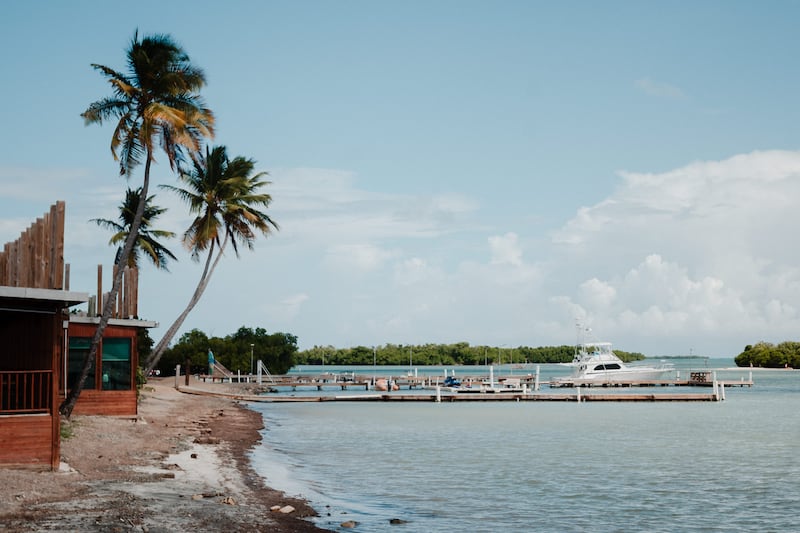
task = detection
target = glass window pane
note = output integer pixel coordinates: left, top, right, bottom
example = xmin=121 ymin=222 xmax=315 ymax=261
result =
xmin=102 ymin=338 xmax=131 ymax=361
xmin=102 ymin=338 xmax=131 ymax=390
xmin=68 ymin=337 xmax=95 ymax=390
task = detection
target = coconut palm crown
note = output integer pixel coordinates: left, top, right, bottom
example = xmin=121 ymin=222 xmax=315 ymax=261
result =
xmin=145 ymin=146 xmax=278 ymax=374
xmin=164 ymin=145 xmax=278 ymax=259
xmin=91 ymin=188 xmax=177 ymax=270
xmin=81 ymin=31 xmax=214 ymax=176
xmin=63 ymin=32 xmax=214 ymax=417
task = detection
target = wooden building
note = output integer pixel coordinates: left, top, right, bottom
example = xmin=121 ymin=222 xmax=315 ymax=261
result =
xmin=66 ymin=315 xmax=156 ymax=416
xmin=63 ymin=259 xmax=155 ymax=416
xmin=0 ymin=203 xmax=88 ymax=469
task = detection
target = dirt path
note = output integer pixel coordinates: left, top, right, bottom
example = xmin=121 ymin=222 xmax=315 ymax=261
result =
xmin=0 ymin=378 xmax=328 ymax=532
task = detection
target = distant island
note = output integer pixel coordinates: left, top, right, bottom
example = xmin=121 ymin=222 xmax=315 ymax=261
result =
xmin=295 ymin=343 xmax=646 ymax=366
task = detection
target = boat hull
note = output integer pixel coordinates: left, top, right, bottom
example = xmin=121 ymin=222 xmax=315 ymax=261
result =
xmin=569 ymin=367 xmax=671 ymax=383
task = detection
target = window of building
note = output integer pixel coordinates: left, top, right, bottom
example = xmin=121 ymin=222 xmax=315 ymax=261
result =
xmin=68 ymin=337 xmax=96 ymax=390
xmin=102 ymin=337 xmax=131 ymax=390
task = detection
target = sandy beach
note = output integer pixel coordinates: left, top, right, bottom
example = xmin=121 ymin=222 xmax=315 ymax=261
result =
xmin=0 ymin=378 xmax=328 ymax=532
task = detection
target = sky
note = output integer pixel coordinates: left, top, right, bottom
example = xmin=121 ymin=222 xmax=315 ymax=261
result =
xmin=2 ymin=1 xmax=800 ymax=357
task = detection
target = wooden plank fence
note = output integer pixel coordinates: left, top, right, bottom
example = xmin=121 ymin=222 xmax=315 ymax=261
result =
xmin=0 ymin=202 xmax=65 ymax=289
xmin=1 ymin=201 xmax=140 ymax=319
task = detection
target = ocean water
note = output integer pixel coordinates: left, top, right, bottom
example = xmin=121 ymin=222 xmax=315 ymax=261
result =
xmin=248 ymin=361 xmax=800 ymax=532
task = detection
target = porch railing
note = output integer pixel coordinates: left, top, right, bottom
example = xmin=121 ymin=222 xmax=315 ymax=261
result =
xmin=0 ymin=370 xmax=52 ymax=415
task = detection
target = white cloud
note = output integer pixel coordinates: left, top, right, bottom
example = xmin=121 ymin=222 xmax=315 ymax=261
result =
xmin=7 ymin=149 xmax=800 ymax=357
xmin=489 ymin=232 xmax=523 ymax=266
xmin=393 ymin=257 xmax=444 ymax=286
xmin=324 ymin=243 xmax=397 ymax=272
xmin=549 ymin=151 xmax=800 ymax=354
xmin=635 ymin=77 xmax=686 ymax=99
xmin=266 ymin=168 xmax=481 ymax=248
xmin=580 ymin=278 xmax=616 ymax=309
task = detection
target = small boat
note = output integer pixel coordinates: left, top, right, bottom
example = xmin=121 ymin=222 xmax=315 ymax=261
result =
xmin=375 ymin=378 xmax=399 ymax=391
xmin=555 ymin=341 xmax=672 ymax=384
xmin=443 ymin=376 xmax=461 ymax=388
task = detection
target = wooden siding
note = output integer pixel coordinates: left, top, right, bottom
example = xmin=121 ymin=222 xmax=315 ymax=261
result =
xmin=66 ymin=322 xmax=139 ymax=416
xmin=0 ymin=415 xmax=54 ymax=467
xmin=0 ymin=202 xmax=65 ymax=289
xmin=70 ymin=390 xmax=137 ymax=416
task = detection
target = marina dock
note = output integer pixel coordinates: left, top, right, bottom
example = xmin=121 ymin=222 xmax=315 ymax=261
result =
xmin=198 ymin=369 xmax=753 ymax=390
xmin=179 ymin=385 xmax=723 ymax=402
xmin=179 ymin=365 xmax=752 ymax=403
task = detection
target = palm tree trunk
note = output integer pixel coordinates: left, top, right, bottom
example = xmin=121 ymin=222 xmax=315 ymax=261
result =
xmin=144 ymin=235 xmax=228 ymax=375
xmin=60 ymin=157 xmax=153 ymax=417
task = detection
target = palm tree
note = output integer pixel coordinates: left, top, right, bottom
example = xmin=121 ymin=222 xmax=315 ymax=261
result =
xmin=144 ymin=146 xmax=277 ymax=374
xmin=62 ymin=32 xmax=214 ymax=416
xmin=92 ymin=187 xmax=177 ymax=270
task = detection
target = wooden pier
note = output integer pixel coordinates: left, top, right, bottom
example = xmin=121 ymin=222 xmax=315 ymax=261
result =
xmin=214 ymin=371 xmax=752 ymax=391
xmin=178 ymin=385 xmax=725 ymax=403
xmin=176 ymin=367 xmax=752 ymax=403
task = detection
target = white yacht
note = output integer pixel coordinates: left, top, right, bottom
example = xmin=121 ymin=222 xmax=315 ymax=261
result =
xmin=557 ymin=341 xmax=672 ymax=384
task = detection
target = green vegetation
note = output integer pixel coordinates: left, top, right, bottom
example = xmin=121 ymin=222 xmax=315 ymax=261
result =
xmin=144 ymin=145 xmax=277 ymax=375
xmin=735 ymin=341 xmax=800 ymax=368
xmin=91 ymin=188 xmax=177 ymax=270
xmin=155 ymin=326 xmax=297 ymax=376
xmin=296 ymin=343 xmax=646 ymax=366
xmin=60 ymin=420 xmax=77 ymax=440
xmin=154 ymin=332 xmax=647 ymax=375
xmin=66 ymin=32 xmax=276 ymax=416
xmin=62 ymin=31 xmax=214 ymax=417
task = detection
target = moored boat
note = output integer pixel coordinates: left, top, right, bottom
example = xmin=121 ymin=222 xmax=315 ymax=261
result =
xmin=555 ymin=341 xmax=672 ymax=384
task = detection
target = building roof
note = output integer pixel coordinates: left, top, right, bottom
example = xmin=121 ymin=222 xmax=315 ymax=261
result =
xmin=69 ymin=315 xmax=158 ymax=329
xmin=0 ymin=285 xmax=88 ymax=313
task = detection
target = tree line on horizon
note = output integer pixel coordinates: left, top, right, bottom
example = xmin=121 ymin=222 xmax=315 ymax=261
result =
xmin=148 ymin=331 xmax=650 ymax=374
xmin=295 ymin=342 xmax=647 ymax=366
xmin=153 ymin=326 xmax=298 ymax=376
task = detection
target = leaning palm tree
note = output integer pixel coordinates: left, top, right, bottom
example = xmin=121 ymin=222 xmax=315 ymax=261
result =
xmin=91 ymin=187 xmax=177 ymax=270
xmin=144 ymin=146 xmax=278 ymax=374
xmin=62 ymin=32 xmax=214 ymax=417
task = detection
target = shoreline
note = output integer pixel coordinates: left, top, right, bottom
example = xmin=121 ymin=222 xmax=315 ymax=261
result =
xmin=0 ymin=378 xmax=329 ymax=532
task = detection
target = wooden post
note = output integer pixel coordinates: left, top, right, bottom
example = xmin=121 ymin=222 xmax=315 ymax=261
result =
xmin=96 ymin=265 xmax=103 ymax=316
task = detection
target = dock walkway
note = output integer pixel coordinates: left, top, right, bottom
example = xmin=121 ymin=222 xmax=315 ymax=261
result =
xmin=175 ymin=367 xmax=750 ymax=403
xmin=177 ymin=384 xmax=724 ymax=403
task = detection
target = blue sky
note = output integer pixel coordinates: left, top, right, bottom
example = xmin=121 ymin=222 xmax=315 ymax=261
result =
xmin=3 ymin=1 xmax=800 ymax=356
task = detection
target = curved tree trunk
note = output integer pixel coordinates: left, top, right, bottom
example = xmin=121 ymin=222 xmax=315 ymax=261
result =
xmin=60 ymin=157 xmax=153 ymax=417
xmin=144 ymin=235 xmax=228 ymax=375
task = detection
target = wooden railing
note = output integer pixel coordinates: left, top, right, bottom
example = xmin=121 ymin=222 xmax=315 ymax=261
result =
xmin=0 ymin=371 xmax=52 ymax=415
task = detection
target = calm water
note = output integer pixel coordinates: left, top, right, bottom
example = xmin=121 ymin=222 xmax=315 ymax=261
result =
xmin=248 ymin=361 xmax=800 ymax=532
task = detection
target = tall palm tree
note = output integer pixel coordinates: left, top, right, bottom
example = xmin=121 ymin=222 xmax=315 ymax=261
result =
xmin=62 ymin=32 xmax=214 ymax=416
xmin=92 ymin=187 xmax=177 ymax=270
xmin=144 ymin=146 xmax=277 ymax=374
